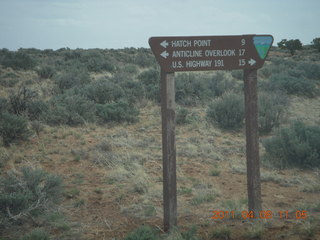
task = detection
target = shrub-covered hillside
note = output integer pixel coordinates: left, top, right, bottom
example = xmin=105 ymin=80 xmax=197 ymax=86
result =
xmin=0 ymin=46 xmax=320 ymax=239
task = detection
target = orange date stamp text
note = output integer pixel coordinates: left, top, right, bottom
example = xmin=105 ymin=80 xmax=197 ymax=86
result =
xmin=211 ymin=210 xmax=308 ymax=220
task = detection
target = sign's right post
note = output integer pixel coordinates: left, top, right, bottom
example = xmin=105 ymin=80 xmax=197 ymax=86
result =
xmin=244 ymin=68 xmax=262 ymax=214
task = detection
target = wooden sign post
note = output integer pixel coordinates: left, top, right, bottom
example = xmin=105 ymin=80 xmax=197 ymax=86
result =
xmin=149 ymin=35 xmax=273 ymax=232
xmin=160 ymin=70 xmax=177 ymax=231
xmin=244 ymin=69 xmax=262 ymax=214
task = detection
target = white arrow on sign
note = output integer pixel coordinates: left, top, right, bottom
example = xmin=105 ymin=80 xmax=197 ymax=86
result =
xmin=160 ymin=40 xmax=169 ymax=48
xmin=161 ymin=51 xmax=169 ymax=59
xmin=248 ymin=58 xmax=256 ymax=66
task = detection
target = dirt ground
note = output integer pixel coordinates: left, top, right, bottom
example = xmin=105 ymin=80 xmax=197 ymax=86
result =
xmin=2 ymin=102 xmax=319 ymax=240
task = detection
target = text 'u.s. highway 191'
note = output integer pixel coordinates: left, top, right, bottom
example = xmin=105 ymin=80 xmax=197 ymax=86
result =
xmin=149 ymin=35 xmax=273 ymax=72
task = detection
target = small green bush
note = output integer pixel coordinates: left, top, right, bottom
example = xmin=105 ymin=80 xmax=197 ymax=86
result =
xmin=134 ymin=51 xmax=156 ymax=68
xmin=120 ymin=80 xmax=145 ymax=103
xmin=0 ymin=166 xmax=63 ymax=225
xmin=138 ymin=69 xmax=160 ymax=102
xmin=206 ymin=92 xmax=244 ymax=130
xmin=312 ymin=37 xmax=320 ymax=52
xmin=205 ymin=72 xmax=238 ymax=98
xmin=96 ymin=100 xmax=139 ymax=123
xmin=259 ymin=66 xmax=272 ymax=79
xmin=124 ymin=225 xmax=159 ymax=240
xmin=46 ymin=94 xmax=96 ymax=125
xmin=263 ymin=121 xmax=320 ymax=169
xmin=9 ymin=86 xmax=37 ymax=115
xmin=176 ymin=72 xmax=238 ymax=106
xmin=20 ymin=228 xmax=51 ymax=240
xmin=36 ymin=65 xmax=55 ymax=79
xmin=81 ymin=79 xmax=124 ymax=104
xmin=0 ymin=97 xmax=8 ymax=114
xmin=54 ymin=68 xmax=90 ymax=92
xmin=0 ymin=147 xmax=10 ymax=168
xmin=0 ymin=51 xmax=36 ymax=70
xmin=0 ymin=112 xmax=30 ymax=146
xmin=258 ymin=91 xmax=288 ymax=134
xmin=231 ymin=70 xmax=243 ymax=80
xmin=26 ymin=100 xmax=49 ymax=121
xmin=30 ymin=120 xmax=44 ymax=136
xmin=176 ymin=107 xmax=190 ymax=125
xmin=269 ymin=73 xmax=317 ymax=97
xmin=0 ymin=71 xmax=19 ymax=87
xmin=80 ymin=50 xmax=115 ymax=72
xmin=176 ymin=73 xmax=202 ymax=106
xmin=122 ymin=64 xmax=139 ymax=74
xmin=297 ymin=62 xmax=320 ymax=80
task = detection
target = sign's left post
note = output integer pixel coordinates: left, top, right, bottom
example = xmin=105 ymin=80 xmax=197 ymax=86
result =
xmin=161 ymin=69 xmax=177 ymax=232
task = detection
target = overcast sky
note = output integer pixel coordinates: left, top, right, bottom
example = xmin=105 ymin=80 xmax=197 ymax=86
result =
xmin=0 ymin=0 xmax=319 ymax=50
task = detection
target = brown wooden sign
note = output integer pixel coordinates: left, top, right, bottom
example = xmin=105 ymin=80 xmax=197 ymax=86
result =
xmin=149 ymin=35 xmax=273 ymax=72
xmin=150 ymin=34 xmax=274 ymax=232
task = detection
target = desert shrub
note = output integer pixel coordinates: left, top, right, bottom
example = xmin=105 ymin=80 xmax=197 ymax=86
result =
xmin=176 ymin=107 xmax=190 ymax=125
xmin=120 ymin=80 xmax=145 ymax=103
xmin=268 ymin=58 xmax=296 ymax=75
xmin=206 ymin=92 xmax=244 ymax=130
xmin=56 ymin=59 xmax=86 ymax=73
xmin=30 ymin=120 xmax=44 ymax=136
xmin=0 ymin=71 xmax=19 ymax=87
xmin=0 ymin=167 xmax=62 ymax=228
xmin=46 ymin=94 xmax=96 ymax=125
xmin=26 ymin=100 xmax=49 ymax=121
xmin=0 ymin=147 xmax=10 ymax=169
xmin=0 ymin=51 xmax=36 ymax=70
xmin=112 ymin=48 xmax=135 ymax=64
xmin=96 ymin=100 xmax=139 ymax=123
xmin=312 ymin=37 xmax=320 ymax=52
xmin=124 ymin=225 xmax=159 ymax=240
xmin=54 ymin=68 xmax=90 ymax=92
xmin=19 ymin=228 xmax=51 ymax=240
xmin=36 ymin=65 xmax=55 ymax=79
xmin=81 ymin=79 xmax=124 ymax=104
xmin=259 ymin=66 xmax=272 ymax=79
xmin=287 ymin=69 xmax=305 ymax=78
xmin=63 ymin=49 xmax=82 ymax=61
xmin=0 ymin=97 xmax=8 ymax=114
xmin=45 ymin=105 xmax=69 ymax=126
xmin=0 ymin=112 xmax=30 ymax=146
xmin=176 ymin=72 xmax=238 ymax=106
xmin=205 ymin=72 xmax=239 ymax=97
xmin=263 ymin=121 xmax=320 ymax=169
xmin=122 ymin=64 xmax=139 ymax=74
xmin=231 ymin=70 xmax=243 ymax=80
xmin=297 ymin=62 xmax=320 ymax=80
xmin=175 ymin=73 xmax=204 ymax=106
xmin=8 ymin=86 xmax=37 ymax=115
xmin=269 ymin=73 xmax=317 ymax=97
xmin=258 ymin=91 xmax=288 ymax=134
xmin=111 ymin=71 xmax=133 ymax=82
xmin=80 ymin=50 xmax=115 ymax=72
xmin=134 ymin=50 xmax=156 ymax=68
xmin=138 ymin=68 xmax=160 ymax=102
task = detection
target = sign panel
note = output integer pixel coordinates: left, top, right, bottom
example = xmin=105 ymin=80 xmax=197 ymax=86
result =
xmin=149 ymin=35 xmax=273 ymax=72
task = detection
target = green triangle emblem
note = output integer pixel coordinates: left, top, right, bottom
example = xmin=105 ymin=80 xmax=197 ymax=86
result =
xmin=253 ymin=36 xmax=273 ymax=59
